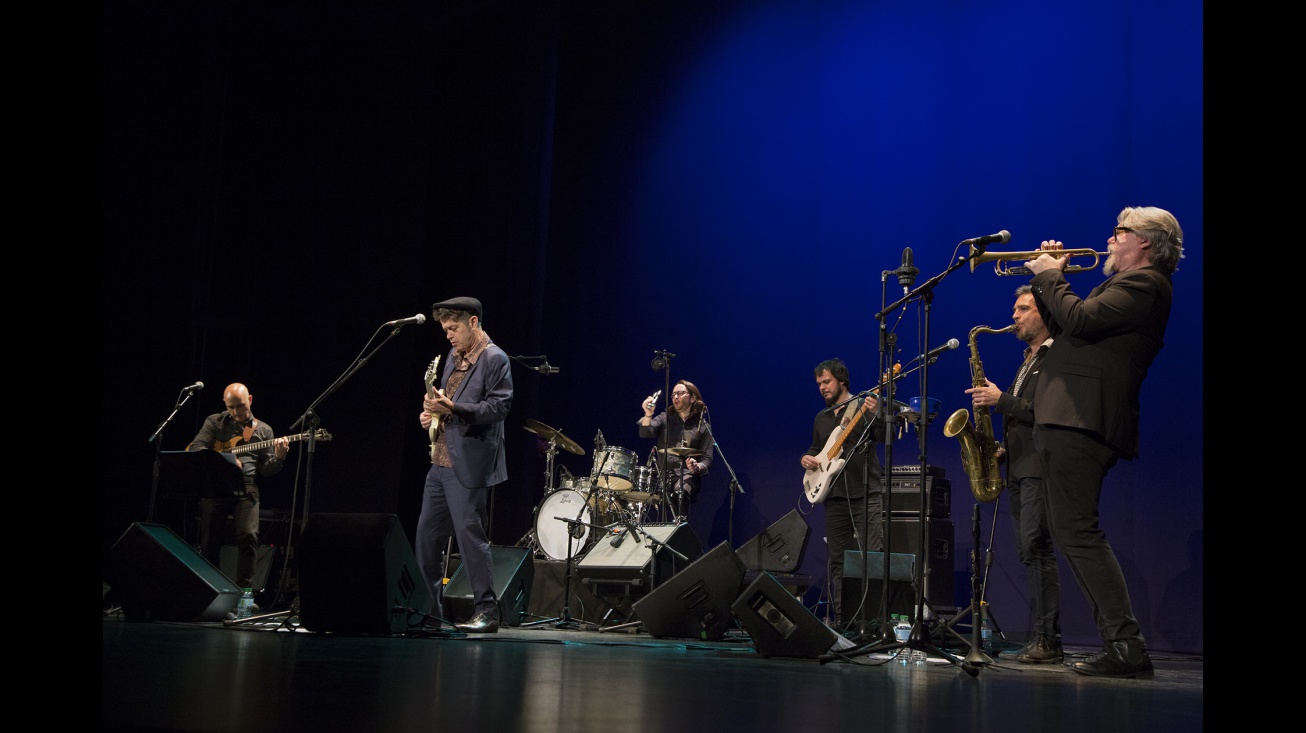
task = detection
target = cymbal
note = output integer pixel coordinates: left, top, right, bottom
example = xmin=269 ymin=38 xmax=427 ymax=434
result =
xmin=622 ymin=491 xmax=659 ymax=504
xmin=659 ymin=446 xmax=704 ymax=458
xmin=523 ymin=419 xmax=584 ymax=455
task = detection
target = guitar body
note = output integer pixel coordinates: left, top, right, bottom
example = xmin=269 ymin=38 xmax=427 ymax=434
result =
xmin=803 ymin=427 xmax=848 ymax=504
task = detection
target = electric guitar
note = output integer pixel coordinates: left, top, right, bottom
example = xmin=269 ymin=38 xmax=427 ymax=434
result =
xmin=212 ymin=428 xmax=333 ymax=456
xmin=802 ymin=365 xmax=899 ymax=504
xmin=424 ymin=356 xmax=445 ymax=459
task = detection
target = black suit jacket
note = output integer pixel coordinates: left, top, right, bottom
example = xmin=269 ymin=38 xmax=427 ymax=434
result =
xmin=1028 ymin=265 xmax=1172 ymax=459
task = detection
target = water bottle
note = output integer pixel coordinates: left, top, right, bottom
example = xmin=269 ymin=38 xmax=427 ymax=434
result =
xmin=980 ymin=605 xmax=993 ymax=654
xmin=236 ymin=588 xmax=255 ymax=619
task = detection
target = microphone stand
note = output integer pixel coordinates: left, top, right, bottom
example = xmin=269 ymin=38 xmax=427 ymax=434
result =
xmin=145 ymin=386 xmax=202 ymax=525
xmin=820 ymin=247 xmax=979 ymax=676
xmin=272 ymin=322 xmax=413 ymax=613
xmin=707 ymin=419 xmax=743 ymax=547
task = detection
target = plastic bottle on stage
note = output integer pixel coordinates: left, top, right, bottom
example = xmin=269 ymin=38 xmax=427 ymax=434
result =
xmin=980 ymin=607 xmax=994 ymax=654
xmin=236 ymin=589 xmax=255 ymax=619
xmin=893 ymin=615 xmax=924 ymax=665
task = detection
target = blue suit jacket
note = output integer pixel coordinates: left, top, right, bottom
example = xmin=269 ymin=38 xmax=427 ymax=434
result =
xmin=440 ymin=343 xmax=513 ymax=488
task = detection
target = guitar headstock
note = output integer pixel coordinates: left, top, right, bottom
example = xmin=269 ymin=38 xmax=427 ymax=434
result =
xmin=424 ymin=356 xmax=441 ymax=391
xmin=312 ymin=429 xmax=333 ymax=442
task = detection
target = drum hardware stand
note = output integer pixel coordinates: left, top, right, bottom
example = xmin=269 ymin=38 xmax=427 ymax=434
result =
xmin=517 ymin=434 xmax=566 ymax=554
xmin=819 ymin=245 xmax=982 ymax=677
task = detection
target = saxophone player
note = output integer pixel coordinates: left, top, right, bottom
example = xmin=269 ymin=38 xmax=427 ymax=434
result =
xmin=966 ymin=285 xmax=1061 ymax=665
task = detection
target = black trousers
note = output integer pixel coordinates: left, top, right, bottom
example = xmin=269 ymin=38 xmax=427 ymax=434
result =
xmin=1033 ymin=425 xmax=1142 ymax=644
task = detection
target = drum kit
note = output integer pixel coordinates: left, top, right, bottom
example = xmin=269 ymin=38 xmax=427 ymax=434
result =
xmin=521 ymin=418 xmax=703 ymax=563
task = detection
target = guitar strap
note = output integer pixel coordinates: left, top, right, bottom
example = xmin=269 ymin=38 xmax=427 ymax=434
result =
xmin=839 ymin=399 xmax=860 ymax=427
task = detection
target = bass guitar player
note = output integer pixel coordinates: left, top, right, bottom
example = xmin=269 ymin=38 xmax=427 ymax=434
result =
xmin=799 ymin=358 xmax=887 ymax=628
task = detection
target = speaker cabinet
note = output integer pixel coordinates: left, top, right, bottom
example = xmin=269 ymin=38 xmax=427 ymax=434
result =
xmin=736 ymin=510 xmax=810 ymax=572
xmin=841 ymin=518 xmax=955 ymax=625
xmin=732 ymin=572 xmax=838 ymax=659
xmin=576 ymin=523 xmax=703 ymax=598
xmin=109 ymin=522 xmax=242 ymax=622
xmin=443 ymin=545 xmax=535 ymax=626
xmin=633 ymin=542 xmax=746 ymax=641
xmin=840 ymin=551 xmax=917 ymax=625
xmin=296 ymin=514 xmax=432 ymax=635
xmin=888 ymin=476 xmax=952 ymax=518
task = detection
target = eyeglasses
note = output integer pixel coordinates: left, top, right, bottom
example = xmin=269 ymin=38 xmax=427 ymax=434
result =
xmin=671 ymin=391 xmax=690 ymax=397
xmin=1113 ymin=226 xmax=1133 ymax=238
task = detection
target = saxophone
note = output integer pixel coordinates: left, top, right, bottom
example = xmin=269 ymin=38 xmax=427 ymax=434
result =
xmin=943 ymin=324 xmax=1016 ymax=502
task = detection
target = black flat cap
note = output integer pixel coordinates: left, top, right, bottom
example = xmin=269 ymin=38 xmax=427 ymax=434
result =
xmin=431 ymin=296 xmax=482 ymax=319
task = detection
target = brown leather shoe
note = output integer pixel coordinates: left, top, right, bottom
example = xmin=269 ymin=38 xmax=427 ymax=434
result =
xmin=1014 ymin=634 xmax=1063 ymax=664
xmin=455 ymin=612 xmax=500 ymax=634
xmin=1069 ymin=639 xmax=1154 ymax=678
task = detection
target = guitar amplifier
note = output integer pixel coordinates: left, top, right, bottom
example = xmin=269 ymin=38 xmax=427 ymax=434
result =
xmin=890 ymin=464 xmax=947 ymax=478
xmin=888 ymin=475 xmax=951 ymax=518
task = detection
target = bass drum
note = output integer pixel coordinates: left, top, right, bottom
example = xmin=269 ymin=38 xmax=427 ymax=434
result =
xmin=532 ymin=489 xmax=621 ymax=561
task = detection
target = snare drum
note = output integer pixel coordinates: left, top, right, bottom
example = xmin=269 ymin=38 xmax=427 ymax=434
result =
xmin=591 ymin=446 xmax=637 ymax=492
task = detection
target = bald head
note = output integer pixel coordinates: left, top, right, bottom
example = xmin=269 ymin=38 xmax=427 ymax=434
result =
xmin=223 ymin=383 xmax=253 ymax=422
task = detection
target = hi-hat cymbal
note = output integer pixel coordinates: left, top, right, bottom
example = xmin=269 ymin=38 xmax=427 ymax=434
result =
xmin=523 ymin=419 xmax=584 ymax=455
xmin=659 ymin=446 xmax=704 ymax=458
xmin=622 ymin=491 xmax=659 ymax=504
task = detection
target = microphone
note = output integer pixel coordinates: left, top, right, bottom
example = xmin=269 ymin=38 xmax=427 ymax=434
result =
xmin=385 ymin=314 xmax=427 ymax=327
xmin=651 ymin=350 xmax=676 ymax=371
xmin=595 ymin=429 xmax=606 ymax=451
xmin=536 ymin=363 xmax=560 ymax=374
xmin=610 ymin=527 xmax=628 ymax=548
xmin=959 ymin=230 xmax=1011 ymax=249
xmin=919 ymin=338 xmax=961 ymax=363
xmin=183 ymin=381 xmax=204 ymax=393
xmin=896 ymin=247 xmax=919 ymax=294
xmin=645 ymin=389 xmax=661 ymax=411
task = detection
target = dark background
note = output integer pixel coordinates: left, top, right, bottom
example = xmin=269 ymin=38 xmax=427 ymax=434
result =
xmin=103 ymin=1 xmax=1203 ymax=653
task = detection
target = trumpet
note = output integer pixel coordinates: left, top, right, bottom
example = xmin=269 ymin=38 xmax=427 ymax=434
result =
xmin=970 ymin=246 xmax=1108 ymax=276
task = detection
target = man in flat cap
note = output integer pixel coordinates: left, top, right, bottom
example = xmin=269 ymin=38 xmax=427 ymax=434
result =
xmin=417 ymin=296 xmax=513 ymax=633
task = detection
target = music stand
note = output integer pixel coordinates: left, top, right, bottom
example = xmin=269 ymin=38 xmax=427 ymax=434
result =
xmin=158 ymin=450 xmax=246 ymax=499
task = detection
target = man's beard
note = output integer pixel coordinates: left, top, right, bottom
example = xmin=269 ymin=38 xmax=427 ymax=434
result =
xmin=824 ymin=394 xmax=837 ymax=408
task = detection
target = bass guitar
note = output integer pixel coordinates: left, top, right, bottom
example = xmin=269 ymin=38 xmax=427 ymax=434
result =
xmin=424 ymin=356 xmax=445 ymax=459
xmin=802 ymin=364 xmax=899 ymax=504
xmin=212 ymin=428 xmax=333 ymax=456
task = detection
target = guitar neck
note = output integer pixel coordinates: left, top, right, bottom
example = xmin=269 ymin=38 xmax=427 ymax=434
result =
xmin=826 ymin=399 xmax=872 ymax=460
xmin=229 ymin=431 xmax=314 ymax=455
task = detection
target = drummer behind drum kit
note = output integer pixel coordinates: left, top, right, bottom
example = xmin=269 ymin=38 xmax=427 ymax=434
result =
xmin=521 ymin=419 xmax=683 ymax=563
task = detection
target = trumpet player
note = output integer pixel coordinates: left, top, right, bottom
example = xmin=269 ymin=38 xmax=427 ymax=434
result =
xmin=1021 ymin=206 xmax=1184 ymax=678
xmin=966 ymin=285 xmax=1062 ymax=665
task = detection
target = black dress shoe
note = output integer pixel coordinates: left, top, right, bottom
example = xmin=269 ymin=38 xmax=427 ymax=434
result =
xmin=456 ymin=612 xmax=500 ymax=634
xmin=1069 ymin=639 xmax=1153 ymax=678
xmin=1014 ymin=634 xmax=1064 ymax=664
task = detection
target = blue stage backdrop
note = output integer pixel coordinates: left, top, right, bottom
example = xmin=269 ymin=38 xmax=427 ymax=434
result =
xmin=103 ymin=1 xmax=1202 ymax=653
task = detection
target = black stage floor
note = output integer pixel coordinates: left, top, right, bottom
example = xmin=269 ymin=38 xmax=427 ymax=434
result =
xmin=102 ymin=600 xmax=1204 ymax=732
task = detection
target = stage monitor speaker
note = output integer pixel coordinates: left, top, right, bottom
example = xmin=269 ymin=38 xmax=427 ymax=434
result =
xmin=296 ymin=513 xmax=432 ymax=635
xmin=840 ymin=551 xmax=917 ymax=625
xmin=443 ymin=545 xmax=535 ymax=626
xmin=576 ymin=523 xmax=703 ymax=598
xmin=633 ymin=542 xmax=746 ymax=641
xmin=736 ymin=509 xmax=810 ymax=573
xmin=109 ymin=522 xmax=242 ymax=622
xmin=732 ymin=571 xmax=839 ymax=659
